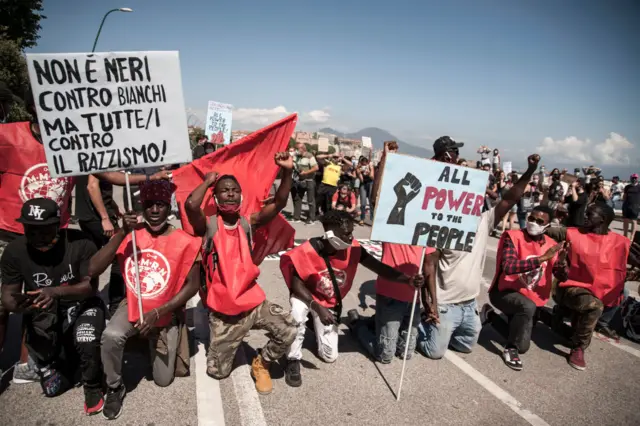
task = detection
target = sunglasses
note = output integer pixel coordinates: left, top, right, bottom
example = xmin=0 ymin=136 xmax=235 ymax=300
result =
xmin=527 ymin=216 xmax=546 ymax=226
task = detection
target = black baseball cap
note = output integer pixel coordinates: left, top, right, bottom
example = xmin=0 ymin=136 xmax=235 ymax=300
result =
xmin=433 ymin=136 xmax=464 ymax=156
xmin=17 ymin=198 xmax=61 ymax=226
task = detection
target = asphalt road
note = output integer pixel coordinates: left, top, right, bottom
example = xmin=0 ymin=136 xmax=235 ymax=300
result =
xmin=1 ymin=191 xmax=639 ymax=426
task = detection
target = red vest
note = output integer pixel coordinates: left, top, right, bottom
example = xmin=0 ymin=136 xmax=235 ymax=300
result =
xmin=0 ymin=122 xmax=74 ymax=234
xmin=280 ymin=240 xmax=361 ymax=308
xmin=559 ymin=228 xmax=630 ymax=307
xmin=492 ymin=230 xmax=558 ymax=307
xmin=202 ymin=216 xmax=265 ymax=315
xmin=376 ymin=243 xmax=434 ymax=303
xmin=117 ymin=228 xmax=201 ymax=326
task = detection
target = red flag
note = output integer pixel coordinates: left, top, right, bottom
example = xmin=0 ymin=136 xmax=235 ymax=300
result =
xmin=173 ymin=113 xmax=297 ymax=264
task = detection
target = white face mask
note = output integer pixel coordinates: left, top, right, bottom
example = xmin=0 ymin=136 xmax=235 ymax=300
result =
xmin=324 ymin=230 xmax=351 ymax=251
xmin=526 ymin=221 xmax=549 ymax=236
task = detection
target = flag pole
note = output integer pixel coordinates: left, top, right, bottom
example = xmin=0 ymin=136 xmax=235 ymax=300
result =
xmin=396 ymin=246 xmax=426 ymax=401
xmin=124 ymin=172 xmax=144 ymax=324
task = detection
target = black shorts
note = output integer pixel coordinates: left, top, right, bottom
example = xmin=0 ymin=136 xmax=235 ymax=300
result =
xmin=623 ymin=206 xmax=639 ymax=220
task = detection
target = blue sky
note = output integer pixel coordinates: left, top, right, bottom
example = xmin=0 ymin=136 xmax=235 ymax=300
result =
xmin=29 ymin=0 xmax=639 ymax=175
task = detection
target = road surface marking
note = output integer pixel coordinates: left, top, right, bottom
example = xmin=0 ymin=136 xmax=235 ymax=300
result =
xmin=231 ymin=348 xmax=268 ymax=426
xmin=594 ymin=333 xmax=640 ymax=359
xmin=444 ymin=351 xmax=550 ymax=426
xmin=189 ymin=296 xmax=226 ymax=426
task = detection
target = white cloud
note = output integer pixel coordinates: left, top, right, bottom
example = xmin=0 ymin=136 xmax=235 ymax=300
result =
xmin=536 ymin=132 xmax=635 ymax=166
xmin=186 ymin=105 xmax=331 ymax=129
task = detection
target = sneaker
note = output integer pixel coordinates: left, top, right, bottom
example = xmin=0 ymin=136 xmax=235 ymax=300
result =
xmin=292 ymin=219 xmax=302 ymax=224
xmin=250 ymin=354 xmax=273 ymax=395
xmin=479 ymin=304 xmax=494 ymax=326
xmin=595 ymin=325 xmax=619 ymax=340
xmin=84 ymin=387 xmax=104 ymax=416
xmin=304 ymin=220 xmax=315 ymax=225
xmin=568 ymin=348 xmax=586 ymax=371
xmin=284 ymin=359 xmax=302 ymax=388
xmin=502 ymin=347 xmax=523 ymax=371
xmin=13 ymin=357 xmax=39 ymax=384
xmin=359 ymin=220 xmax=365 ymax=226
xmin=103 ymin=385 xmax=126 ymax=420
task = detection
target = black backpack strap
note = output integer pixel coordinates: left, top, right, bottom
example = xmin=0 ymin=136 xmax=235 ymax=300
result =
xmin=311 ymin=238 xmax=343 ymax=323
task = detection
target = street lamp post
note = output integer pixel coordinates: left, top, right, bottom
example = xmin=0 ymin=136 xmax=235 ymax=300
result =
xmin=91 ymin=7 xmax=133 ymax=52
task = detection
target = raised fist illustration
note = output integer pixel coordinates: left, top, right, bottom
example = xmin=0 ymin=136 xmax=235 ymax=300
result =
xmin=387 ymin=173 xmax=422 ymax=225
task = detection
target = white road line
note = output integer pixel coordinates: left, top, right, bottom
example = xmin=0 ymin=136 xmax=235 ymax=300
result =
xmin=444 ymin=352 xmax=550 ymax=426
xmin=231 ymin=348 xmax=268 ymax=426
xmin=593 ymin=333 xmax=640 ymax=359
xmin=190 ymin=296 xmax=226 ymax=426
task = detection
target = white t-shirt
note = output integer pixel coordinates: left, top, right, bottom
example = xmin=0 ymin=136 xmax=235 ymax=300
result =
xmin=436 ymin=208 xmax=496 ymax=305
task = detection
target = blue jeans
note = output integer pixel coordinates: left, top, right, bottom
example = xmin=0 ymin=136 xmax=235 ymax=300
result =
xmin=354 ymin=294 xmax=420 ymax=363
xmin=417 ymin=299 xmax=481 ymax=359
xmin=598 ymin=288 xmax=630 ymax=329
xmin=359 ymin=181 xmax=373 ymax=221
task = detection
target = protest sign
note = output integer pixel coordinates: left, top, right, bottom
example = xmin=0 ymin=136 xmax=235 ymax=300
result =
xmin=205 ymin=101 xmax=233 ymax=145
xmin=25 ymin=51 xmax=191 ymax=178
xmin=362 ymin=136 xmax=372 ymax=148
xmin=318 ymin=137 xmax=329 ymax=152
xmin=503 ymin=161 xmax=512 ymax=174
xmin=371 ymin=153 xmax=488 ymax=252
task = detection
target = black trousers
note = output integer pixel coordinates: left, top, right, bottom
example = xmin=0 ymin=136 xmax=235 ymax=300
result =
xmin=317 ymin=183 xmax=337 ymax=215
xmin=80 ymin=220 xmax=125 ymax=312
xmin=488 ymin=288 xmax=538 ymax=353
xmin=26 ymin=297 xmax=106 ymax=389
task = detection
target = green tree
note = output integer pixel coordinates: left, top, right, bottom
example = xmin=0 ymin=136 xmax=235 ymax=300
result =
xmin=0 ymin=39 xmax=32 ymax=122
xmin=0 ymin=0 xmax=46 ymax=50
xmin=328 ymin=145 xmax=336 ymax=154
xmin=288 ymin=137 xmax=296 ymax=148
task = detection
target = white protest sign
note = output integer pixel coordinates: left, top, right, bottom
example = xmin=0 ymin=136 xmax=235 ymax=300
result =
xmin=503 ymin=161 xmax=512 ymax=174
xmin=26 ymin=51 xmax=190 ymax=178
xmin=205 ymin=101 xmax=233 ymax=145
xmin=362 ymin=136 xmax=372 ymax=148
xmin=371 ymin=153 xmax=489 ymax=252
xmin=318 ymin=137 xmax=329 ymax=152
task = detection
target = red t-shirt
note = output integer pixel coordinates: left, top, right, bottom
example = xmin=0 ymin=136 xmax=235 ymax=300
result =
xmin=332 ymin=191 xmax=356 ymax=208
xmin=375 ymin=243 xmax=434 ymax=302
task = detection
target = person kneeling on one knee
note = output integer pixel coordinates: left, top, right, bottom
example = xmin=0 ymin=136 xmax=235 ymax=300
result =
xmin=90 ymin=181 xmax=201 ymax=421
xmin=481 ymin=205 xmax=567 ymax=371
xmin=280 ymin=210 xmax=424 ymax=388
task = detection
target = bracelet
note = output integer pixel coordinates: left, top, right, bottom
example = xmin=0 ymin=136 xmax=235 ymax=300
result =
xmin=309 ymin=300 xmax=316 ymax=310
xmin=153 ymin=308 xmax=159 ymax=318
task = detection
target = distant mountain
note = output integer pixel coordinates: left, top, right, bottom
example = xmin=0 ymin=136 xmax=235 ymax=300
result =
xmin=318 ymin=127 xmax=433 ymax=158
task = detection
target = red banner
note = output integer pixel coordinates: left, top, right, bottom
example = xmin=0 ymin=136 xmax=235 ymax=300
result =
xmin=173 ymin=113 xmax=298 ymax=264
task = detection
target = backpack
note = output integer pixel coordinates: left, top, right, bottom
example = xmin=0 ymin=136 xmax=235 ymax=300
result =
xmin=621 ymin=296 xmax=640 ymax=343
xmin=200 ymin=215 xmax=253 ymax=293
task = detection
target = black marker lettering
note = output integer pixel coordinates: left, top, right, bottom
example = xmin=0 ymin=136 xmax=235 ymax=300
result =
xmin=85 ymin=59 xmax=97 ymax=83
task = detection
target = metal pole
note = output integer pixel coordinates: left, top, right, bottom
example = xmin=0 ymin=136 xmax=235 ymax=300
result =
xmin=91 ymin=9 xmax=119 ymax=52
xmin=124 ymin=173 xmax=144 ymax=324
xmin=396 ymin=246 xmax=427 ymax=401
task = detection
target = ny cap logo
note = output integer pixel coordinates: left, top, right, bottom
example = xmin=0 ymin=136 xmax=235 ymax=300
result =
xmin=29 ymin=205 xmax=45 ymax=220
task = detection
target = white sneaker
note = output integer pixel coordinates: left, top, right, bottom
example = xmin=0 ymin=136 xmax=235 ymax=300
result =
xmin=13 ymin=357 xmax=39 ymax=384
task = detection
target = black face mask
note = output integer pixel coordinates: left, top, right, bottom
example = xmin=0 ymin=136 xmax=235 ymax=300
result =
xmin=552 ymin=174 xmax=560 ymax=180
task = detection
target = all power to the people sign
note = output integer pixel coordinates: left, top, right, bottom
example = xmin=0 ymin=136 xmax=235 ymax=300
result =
xmin=26 ymin=51 xmax=191 ymax=177
xmin=371 ymin=154 xmax=489 ymax=252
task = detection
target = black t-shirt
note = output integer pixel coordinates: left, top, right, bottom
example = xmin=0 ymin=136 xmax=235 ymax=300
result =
xmin=74 ymin=175 xmax=117 ymax=222
xmin=565 ymin=191 xmax=588 ymax=227
xmin=624 ymin=184 xmax=640 ymax=209
xmin=548 ymin=180 xmax=565 ymax=202
xmin=0 ymin=229 xmax=97 ymax=308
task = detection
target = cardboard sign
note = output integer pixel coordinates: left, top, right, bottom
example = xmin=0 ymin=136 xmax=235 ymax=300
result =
xmin=371 ymin=153 xmax=488 ymax=252
xmin=205 ymin=101 xmax=233 ymax=145
xmin=26 ymin=51 xmax=191 ymax=177
xmin=362 ymin=136 xmax=372 ymax=148
xmin=503 ymin=161 xmax=512 ymax=174
xmin=318 ymin=137 xmax=329 ymax=152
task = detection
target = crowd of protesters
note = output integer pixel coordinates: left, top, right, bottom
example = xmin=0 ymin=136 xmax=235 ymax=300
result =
xmin=289 ymin=143 xmax=376 ymax=226
xmin=1 ymin=79 xmax=640 ymax=421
